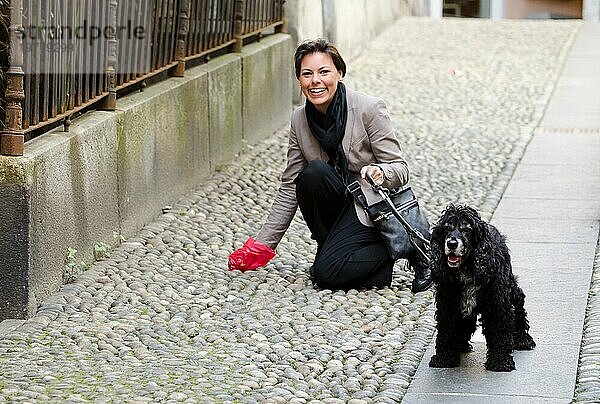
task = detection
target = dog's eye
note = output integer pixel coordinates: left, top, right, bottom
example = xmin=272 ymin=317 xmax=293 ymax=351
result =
xmin=460 ymin=224 xmax=473 ymax=233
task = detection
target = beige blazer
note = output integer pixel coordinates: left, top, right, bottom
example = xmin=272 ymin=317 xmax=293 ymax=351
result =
xmin=256 ymin=87 xmax=410 ymax=249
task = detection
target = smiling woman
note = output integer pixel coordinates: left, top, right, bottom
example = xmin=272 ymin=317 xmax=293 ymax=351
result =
xmin=298 ymin=52 xmax=342 ymax=114
xmin=295 ymin=41 xmax=346 ymax=114
xmin=228 ymin=38 xmax=432 ymax=293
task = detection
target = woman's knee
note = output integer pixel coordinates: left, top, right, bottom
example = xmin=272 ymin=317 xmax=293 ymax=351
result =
xmin=295 ymin=160 xmax=332 ymax=189
xmin=311 ymin=262 xmax=337 ymax=289
xmin=311 ymin=256 xmax=345 ymax=289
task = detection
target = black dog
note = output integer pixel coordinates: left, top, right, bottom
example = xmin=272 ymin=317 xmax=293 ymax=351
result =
xmin=428 ymin=204 xmax=535 ymax=372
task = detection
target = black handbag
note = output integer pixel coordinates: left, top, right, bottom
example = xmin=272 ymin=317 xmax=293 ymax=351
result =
xmin=347 ymin=177 xmax=431 ymax=262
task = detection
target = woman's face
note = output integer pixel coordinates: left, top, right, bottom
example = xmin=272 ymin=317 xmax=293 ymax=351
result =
xmin=299 ymin=52 xmax=343 ymax=114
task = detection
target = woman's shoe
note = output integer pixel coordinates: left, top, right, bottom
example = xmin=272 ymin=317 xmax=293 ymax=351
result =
xmin=411 ymin=265 xmax=432 ymax=293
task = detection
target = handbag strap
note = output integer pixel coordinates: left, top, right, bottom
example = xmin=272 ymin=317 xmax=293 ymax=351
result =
xmin=347 ymin=181 xmax=369 ymax=210
xmin=348 ymin=179 xmax=431 ymax=261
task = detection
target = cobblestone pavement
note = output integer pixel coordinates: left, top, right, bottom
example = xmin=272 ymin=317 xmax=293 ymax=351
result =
xmin=0 ymin=19 xmax=581 ymax=402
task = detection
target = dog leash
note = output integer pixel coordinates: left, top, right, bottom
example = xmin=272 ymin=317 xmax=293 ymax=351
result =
xmin=354 ymin=173 xmax=431 ymax=263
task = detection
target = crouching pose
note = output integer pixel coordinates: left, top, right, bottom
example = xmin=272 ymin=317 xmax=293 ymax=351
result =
xmin=227 ymin=39 xmax=431 ymax=293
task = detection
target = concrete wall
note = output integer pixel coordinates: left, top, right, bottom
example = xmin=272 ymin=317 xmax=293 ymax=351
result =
xmin=285 ymin=0 xmax=429 ymax=60
xmin=116 ymin=69 xmax=211 ymax=237
xmin=285 ymin=0 xmax=428 ymax=103
xmin=584 ymin=0 xmax=600 ymax=20
xmin=0 ymin=33 xmax=293 ymax=320
xmin=285 ymin=0 xmax=326 ymax=45
xmin=408 ymin=0 xmax=431 ymax=16
xmin=241 ymin=35 xmax=295 ymax=145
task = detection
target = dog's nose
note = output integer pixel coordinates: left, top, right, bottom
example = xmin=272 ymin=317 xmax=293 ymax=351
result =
xmin=446 ymin=238 xmax=459 ymax=250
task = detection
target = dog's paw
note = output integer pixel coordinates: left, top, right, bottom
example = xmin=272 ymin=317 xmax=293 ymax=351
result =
xmin=514 ymin=333 xmax=536 ymax=350
xmin=429 ymin=353 xmax=460 ymax=368
xmin=485 ymin=355 xmax=515 ymax=372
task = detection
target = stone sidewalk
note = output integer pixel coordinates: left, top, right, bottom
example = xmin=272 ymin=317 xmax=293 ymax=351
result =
xmin=403 ymin=22 xmax=600 ymax=403
xmin=0 ymin=19 xmax=591 ymax=403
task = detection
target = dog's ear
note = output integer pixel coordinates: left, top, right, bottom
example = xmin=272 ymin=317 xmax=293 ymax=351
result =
xmin=472 ymin=213 xmax=494 ymax=283
xmin=429 ymin=209 xmax=452 ymax=283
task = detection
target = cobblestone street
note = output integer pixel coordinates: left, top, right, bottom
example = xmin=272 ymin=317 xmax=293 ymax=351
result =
xmin=0 ymin=18 xmax=586 ymax=402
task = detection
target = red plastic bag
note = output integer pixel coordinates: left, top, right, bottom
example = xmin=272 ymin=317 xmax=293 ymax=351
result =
xmin=228 ymin=237 xmax=275 ymax=272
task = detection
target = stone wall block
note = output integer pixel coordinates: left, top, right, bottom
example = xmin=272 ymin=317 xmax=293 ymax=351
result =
xmin=0 ymin=159 xmax=32 ymax=319
xmin=21 ymin=112 xmax=119 ymax=316
xmin=242 ymin=35 xmax=293 ymax=145
xmin=116 ymin=70 xmax=210 ymax=237
xmin=203 ymin=54 xmax=243 ymax=171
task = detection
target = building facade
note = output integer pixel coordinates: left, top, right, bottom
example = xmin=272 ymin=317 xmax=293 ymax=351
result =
xmin=431 ymin=0 xmax=599 ymax=20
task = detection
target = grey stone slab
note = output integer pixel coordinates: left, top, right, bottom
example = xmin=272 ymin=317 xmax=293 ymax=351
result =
xmin=491 ymin=217 xmax=598 ymax=244
xmin=506 ymin=241 xmax=594 ymax=297
xmin=507 ymin=242 xmax=597 ymax=270
xmin=504 ymin=160 xmax=600 ymax=187
xmin=562 ymin=54 xmax=600 ymax=77
xmin=0 ymin=183 xmax=30 ymax=320
xmin=540 ymin=101 xmax=600 ymax=130
xmin=202 ymin=54 xmax=243 ymax=171
xmin=241 ymin=35 xmax=293 ymax=145
xmin=502 ymin=164 xmax=600 ymax=202
xmin=539 ymin=25 xmax=600 ymax=129
xmin=540 ymin=111 xmax=600 ymax=130
xmin=409 ymin=343 xmax=577 ymax=399
xmin=22 ymin=113 xmax=122 ymax=317
xmin=402 ymin=392 xmax=570 ymax=404
xmin=515 ymin=268 xmax=591 ymax=300
xmin=569 ymin=23 xmax=600 ymax=57
xmin=493 ymin=197 xmax=600 ymax=220
xmin=540 ymin=90 xmax=600 ymax=129
xmin=524 ymin=298 xmax=586 ymax=346
xmin=116 ymin=67 xmax=211 ymax=238
xmin=518 ymin=131 xmax=600 ymax=167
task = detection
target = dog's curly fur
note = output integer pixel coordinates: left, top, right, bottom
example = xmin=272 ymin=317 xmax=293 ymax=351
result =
xmin=428 ymin=204 xmax=535 ymax=372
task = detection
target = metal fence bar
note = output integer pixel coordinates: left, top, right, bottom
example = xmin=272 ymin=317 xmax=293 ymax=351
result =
xmin=158 ymin=0 xmax=168 ymax=67
xmin=74 ymin=1 xmax=82 ymax=107
xmin=234 ymin=0 xmax=243 ymax=52
xmin=0 ymin=1 xmax=7 ymax=131
xmin=201 ymin=0 xmax=209 ymax=51
xmin=106 ymin=0 xmax=117 ymax=110
xmin=124 ymin=0 xmax=134 ymax=84
xmin=22 ymin=0 xmax=31 ymax=127
xmin=130 ymin=0 xmax=142 ymax=82
xmin=167 ymin=0 xmax=178 ymax=67
xmin=173 ymin=0 xmax=189 ymax=77
xmin=1 ymin=0 xmax=285 ymax=155
xmin=59 ymin=0 xmax=68 ymax=112
xmin=67 ymin=0 xmax=75 ymax=110
xmin=0 ymin=0 xmax=25 ymax=155
xmin=187 ymin=0 xmax=198 ymax=55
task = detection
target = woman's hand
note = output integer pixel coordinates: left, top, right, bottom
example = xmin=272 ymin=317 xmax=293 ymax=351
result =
xmin=228 ymin=237 xmax=275 ymax=272
xmin=360 ymin=165 xmax=385 ymax=185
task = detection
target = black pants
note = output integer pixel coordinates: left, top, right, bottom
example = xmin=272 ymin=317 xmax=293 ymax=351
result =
xmin=295 ymin=160 xmax=394 ymax=290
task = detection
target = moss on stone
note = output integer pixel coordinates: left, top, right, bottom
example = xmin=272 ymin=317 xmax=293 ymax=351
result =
xmin=0 ymin=157 xmax=34 ymax=186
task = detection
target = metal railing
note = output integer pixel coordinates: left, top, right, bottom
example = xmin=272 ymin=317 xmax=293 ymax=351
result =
xmin=0 ymin=0 xmax=285 ymax=156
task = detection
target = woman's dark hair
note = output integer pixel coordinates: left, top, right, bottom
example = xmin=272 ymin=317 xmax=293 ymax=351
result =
xmin=294 ymin=39 xmax=346 ymax=79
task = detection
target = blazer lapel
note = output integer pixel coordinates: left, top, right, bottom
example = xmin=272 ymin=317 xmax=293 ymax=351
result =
xmin=342 ymin=89 xmax=357 ymax=155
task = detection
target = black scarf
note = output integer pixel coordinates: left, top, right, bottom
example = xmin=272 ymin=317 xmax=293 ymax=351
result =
xmin=305 ymin=82 xmax=349 ymax=183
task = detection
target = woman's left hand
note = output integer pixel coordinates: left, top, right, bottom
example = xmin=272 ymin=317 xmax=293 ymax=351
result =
xmin=228 ymin=237 xmax=275 ymax=272
xmin=360 ymin=165 xmax=385 ymax=185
